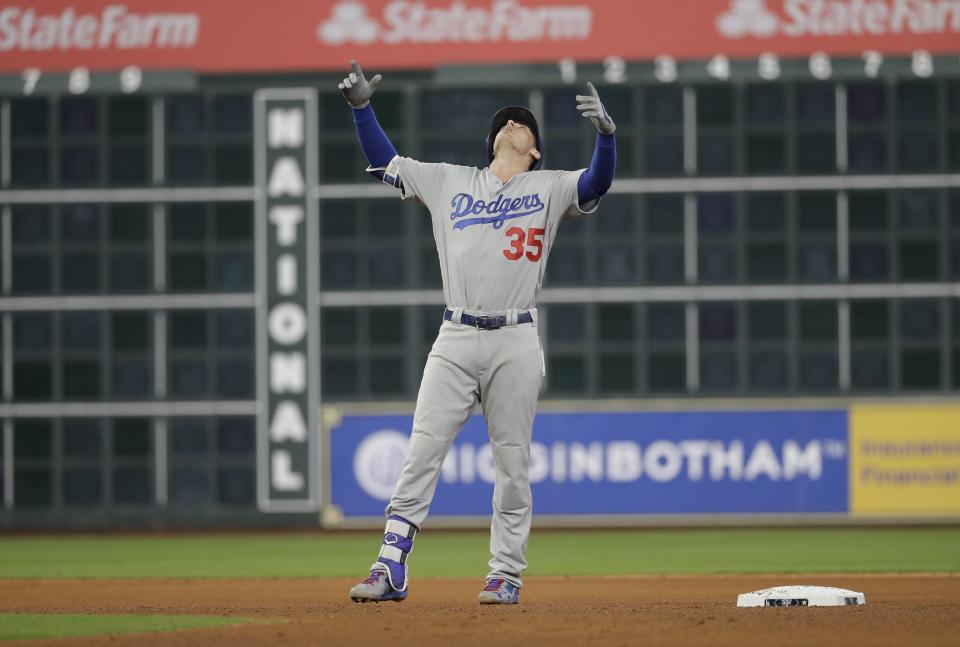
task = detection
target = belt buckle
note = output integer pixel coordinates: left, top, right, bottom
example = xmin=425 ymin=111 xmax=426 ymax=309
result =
xmin=475 ymin=316 xmax=501 ymax=330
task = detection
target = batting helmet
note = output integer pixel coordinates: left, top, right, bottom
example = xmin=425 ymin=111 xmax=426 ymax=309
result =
xmin=486 ymin=106 xmax=542 ymax=171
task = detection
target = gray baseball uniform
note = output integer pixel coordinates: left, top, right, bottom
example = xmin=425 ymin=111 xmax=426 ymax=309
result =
xmin=381 ymin=154 xmax=599 ymax=587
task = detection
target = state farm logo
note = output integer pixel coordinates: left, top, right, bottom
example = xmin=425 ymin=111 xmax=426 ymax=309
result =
xmin=318 ymin=1 xmax=379 ymax=45
xmin=716 ymin=0 xmax=960 ymax=39
xmin=0 ymin=5 xmax=199 ymax=51
xmin=716 ymin=0 xmax=778 ymax=38
xmin=317 ymin=0 xmax=592 ymax=46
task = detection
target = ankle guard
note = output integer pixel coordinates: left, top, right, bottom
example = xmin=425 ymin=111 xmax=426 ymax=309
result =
xmin=377 ymin=515 xmax=417 ymax=591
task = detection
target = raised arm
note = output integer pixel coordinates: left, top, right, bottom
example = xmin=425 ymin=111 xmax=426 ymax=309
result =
xmin=339 ymin=60 xmax=397 ymax=178
xmin=576 ymin=82 xmax=617 ymax=207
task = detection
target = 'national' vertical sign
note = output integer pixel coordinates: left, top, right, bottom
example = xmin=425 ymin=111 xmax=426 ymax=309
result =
xmin=254 ymin=89 xmax=320 ymax=512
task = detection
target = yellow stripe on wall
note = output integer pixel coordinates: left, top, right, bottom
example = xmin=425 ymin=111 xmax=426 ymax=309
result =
xmin=850 ymin=405 xmax=960 ymax=517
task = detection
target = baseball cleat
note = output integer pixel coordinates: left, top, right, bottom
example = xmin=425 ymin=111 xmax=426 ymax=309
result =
xmin=349 ymin=565 xmax=407 ymax=603
xmin=477 ymin=578 xmax=520 ymax=604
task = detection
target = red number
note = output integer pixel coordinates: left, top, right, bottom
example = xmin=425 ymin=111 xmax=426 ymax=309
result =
xmin=526 ymin=228 xmax=545 ymax=261
xmin=503 ymin=227 xmax=545 ymax=262
xmin=503 ymin=227 xmax=525 ymax=260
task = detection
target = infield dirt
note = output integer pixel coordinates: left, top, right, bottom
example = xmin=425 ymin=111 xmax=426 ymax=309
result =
xmin=1 ymin=574 xmax=958 ymax=646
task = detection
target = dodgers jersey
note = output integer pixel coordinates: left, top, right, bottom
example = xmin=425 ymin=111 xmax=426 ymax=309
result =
xmin=384 ymin=155 xmax=599 ymax=312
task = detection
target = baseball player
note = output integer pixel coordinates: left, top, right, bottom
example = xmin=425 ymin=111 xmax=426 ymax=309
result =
xmin=340 ymin=60 xmax=616 ymax=604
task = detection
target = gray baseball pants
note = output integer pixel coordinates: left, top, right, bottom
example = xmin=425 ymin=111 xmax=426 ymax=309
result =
xmin=385 ymin=313 xmax=544 ymax=588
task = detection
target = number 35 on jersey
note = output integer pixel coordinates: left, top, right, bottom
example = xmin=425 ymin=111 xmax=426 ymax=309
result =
xmin=503 ymin=227 xmax=545 ymax=262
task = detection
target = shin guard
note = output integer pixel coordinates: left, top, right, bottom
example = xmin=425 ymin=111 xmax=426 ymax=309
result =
xmin=377 ymin=515 xmax=417 ymax=591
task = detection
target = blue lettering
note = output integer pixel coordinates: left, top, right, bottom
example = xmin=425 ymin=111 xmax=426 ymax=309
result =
xmin=450 ymin=193 xmax=474 ymax=219
xmin=486 ymin=195 xmax=504 ymax=215
xmin=448 ymin=191 xmax=545 ymax=230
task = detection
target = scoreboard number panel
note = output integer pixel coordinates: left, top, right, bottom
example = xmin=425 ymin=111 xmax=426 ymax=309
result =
xmin=0 ymin=67 xmax=195 ymax=95
xmin=0 ymin=51 xmax=952 ymax=96
xmin=556 ymin=50 xmax=955 ymax=85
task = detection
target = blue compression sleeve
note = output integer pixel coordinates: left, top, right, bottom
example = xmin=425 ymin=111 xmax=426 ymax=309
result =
xmin=577 ymin=133 xmax=617 ymax=206
xmin=353 ymin=104 xmax=398 ymax=170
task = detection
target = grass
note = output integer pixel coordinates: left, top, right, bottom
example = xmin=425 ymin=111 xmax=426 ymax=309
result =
xmin=0 ymin=614 xmax=253 ymax=641
xmin=0 ymin=528 xmax=958 ymax=579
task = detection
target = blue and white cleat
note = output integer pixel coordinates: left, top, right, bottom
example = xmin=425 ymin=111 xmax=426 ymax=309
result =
xmin=477 ymin=578 xmax=520 ymax=604
xmin=349 ymin=565 xmax=407 ymax=603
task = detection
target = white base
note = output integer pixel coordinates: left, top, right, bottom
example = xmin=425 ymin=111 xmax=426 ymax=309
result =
xmin=737 ymin=585 xmax=866 ymax=607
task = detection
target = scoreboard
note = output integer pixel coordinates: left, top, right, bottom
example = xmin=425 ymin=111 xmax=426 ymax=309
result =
xmin=0 ymin=51 xmax=955 ymax=100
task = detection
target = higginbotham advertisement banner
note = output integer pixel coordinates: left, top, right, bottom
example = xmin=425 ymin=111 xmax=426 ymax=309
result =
xmin=329 ymin=410 xmax=850 ymax=518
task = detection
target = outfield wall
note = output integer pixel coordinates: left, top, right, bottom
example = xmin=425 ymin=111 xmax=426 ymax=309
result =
xmin=323 ymin=403 xmax=960 ymax=527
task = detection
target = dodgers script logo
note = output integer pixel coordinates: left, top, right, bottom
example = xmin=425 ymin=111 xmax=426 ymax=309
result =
xmin=449 ymin=192 xmax=544 ymax=230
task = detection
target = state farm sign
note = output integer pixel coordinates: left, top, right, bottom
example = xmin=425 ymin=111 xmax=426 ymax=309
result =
xmin=0 ymin=5 xmax=198 ymax=51
xmin=0 ymin=0 xmax=956 ymax=76
xmin=717 ymin=0 xmax=960 ymax=39
xmin=316 ymin=0 xmax=592 ymax=45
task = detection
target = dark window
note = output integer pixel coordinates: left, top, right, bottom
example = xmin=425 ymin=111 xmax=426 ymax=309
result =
xmin=598 ymin=304 xmax=635 ymax=342
xmin=646 ymin=86 xmax=683 ymax=126
xmin=12 ymin=97 xmax=49 ymax=137
xmin=699 ymin=303 xmax=737 ymax=342
xmin=748 ymin=302 xmax=787 ymax=341
xmin=63 ymin=360 xmax=101 ymax=399
xmin=109 ymin=96 xmax=148 ymax=136
xmin=167 ymin=95 xmax=206 ymax=134
xmin=900 ymin=300 xmax=940 ymax=339
xmin=63 ymin=419 xmax=102 ymax=456
xmin=701 ymin=352 xmax=738 ymax=390
xmin=800 ymin=302 xmax=837 ymax=341
xmin=648 ymin=304 xmax=685 ymax=342
xmin=370 ymin=356 xmax=405 ymax=395
xmin=110 ymin=204 xmax=150 ymax=241
xmin=170 ymin=467 xmax=209 ymax=504
xmin=547 ymin=305 xmax=587 ymax=343
xmin=13 ymin=313 xmax=52 ymax=350
xmin=323 ymin=357 xmax=359 ymax=396
xmin=698 ymin=86 xmax=734 ymax=125
xmin=548 ymin=354 xmax=586 ymax=394
xmin=15 ymin=468 xmax=52 ymax=506
xmin=217 ymin=417 xmax=255 ymax=455
xmin=60 ymin=96 xmax=100 ymax=135
xmin=897 ymin=81 xmax=937 ymax=122
xmin=848 ymin=82 xmax=887 ymax=122
xmin=15 ymin=420 xmax=52 ymax=458
xmin=111 ymin=359 xmax=151 ymax=399
xmin=323 ymin=309 xmax=359 ymax=346
xmin=648 ymin=353 xmax=685 ymax=392
xmin=14 ymin=361 xmax=52 ymax=400
xmin=749 ymin=352 xmax=788 ymax=390
xmin=112 ymin=467 xmax=151 ymax=504
xmin=216 ymin=310 xmax=254 ymax=348
xmin=849 ymin=133 xmax=887 ymax=173
xmin=745 ymin=85 xmax=785 ymax=124
xmin=63 ymin=469 xmax=102 ymax=506
xmin=218 ymin=467 xmax=255 ymax=505
xmin=217 ymin=359 xmax=253 ymax=397
xmin=214 ymin=95 xmax=252 ymax=134
xmin=851 ymin=301 xmax=889 ymax=340
xmin=111 ymin=312 xmax=150 ymax=351
xmin=796 ymin=84 xmax=835 ymax=123
xmin=170 ymin=418 xmax=209 ymax=456
xmin=901 ymin=350 xmax=941 ymax=389
xmin=112 ymin=419 xmax=151 ymax=457
xmin=369 ymin=308 xmax=406 ymax=345
xmin=599 ymin=354 xmax=635 ymax=392
xmin=109 ymin=144 xmax=148 ymax=184
xmin=852 ymin=349 xmax=890 ymax=390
